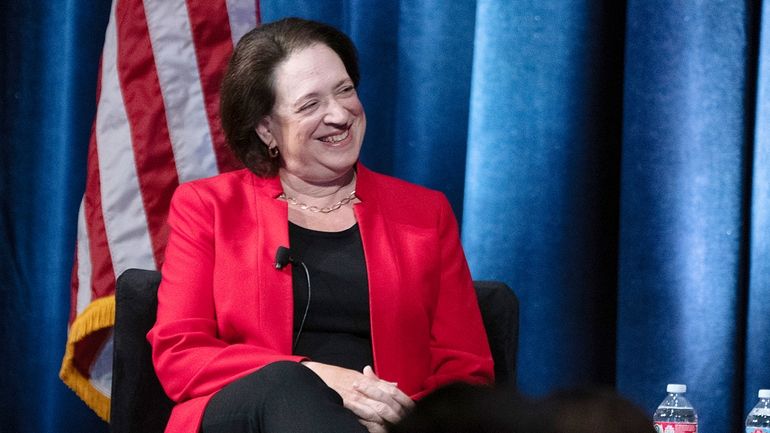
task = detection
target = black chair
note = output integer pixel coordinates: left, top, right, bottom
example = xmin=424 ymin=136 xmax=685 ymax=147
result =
xmin=474 ymin=280 xmax=519 ymax=386
xmin=110 ymin=269 xmax=518 ymax=433
xmin=111 ymin=269 xmax=172 ymax=433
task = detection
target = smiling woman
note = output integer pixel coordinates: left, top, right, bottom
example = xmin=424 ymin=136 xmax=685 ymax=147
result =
xmin=256 ymin=43 xmax=366 ymax=229
xmin=146 ymin=17 xmax=494 ymax=433
xmin=257 ymin=43 xmax=366 ymax=179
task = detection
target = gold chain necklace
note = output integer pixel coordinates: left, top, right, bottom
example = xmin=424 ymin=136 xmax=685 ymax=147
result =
xmin=279 ymin=190 xmax=357 ymax=213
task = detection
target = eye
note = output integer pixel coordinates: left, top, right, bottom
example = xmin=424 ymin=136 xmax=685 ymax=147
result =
xmin=338 ymin=85 xmax=355 ymax=95
xmin=298 ymin=101 xmax=318 ymax=112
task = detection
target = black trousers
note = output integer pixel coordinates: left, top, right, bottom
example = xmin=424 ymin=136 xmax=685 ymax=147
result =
xmin=200 ymin=361 xmax=368 ymax=433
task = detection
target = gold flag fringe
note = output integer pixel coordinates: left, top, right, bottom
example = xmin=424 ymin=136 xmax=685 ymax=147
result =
xmin=59 ymin=295 xmax=116 ymax=422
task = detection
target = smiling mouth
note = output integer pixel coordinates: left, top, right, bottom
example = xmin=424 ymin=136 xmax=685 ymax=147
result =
xmin=319 ymin=128 xmax=350 ymax=144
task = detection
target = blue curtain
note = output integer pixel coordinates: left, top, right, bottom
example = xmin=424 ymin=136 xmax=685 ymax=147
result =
xmin=748 ymin=0 xmax=770 ymax=419
xmin=3 ymin=0 xmax=769 ymax=432
xmin=616 ymin=1 xmax=758 ymax=430
xmin=1 ymin=1 xmax=112 ymax=432
xmin=463 ymin=0 xmax=625 ymax=396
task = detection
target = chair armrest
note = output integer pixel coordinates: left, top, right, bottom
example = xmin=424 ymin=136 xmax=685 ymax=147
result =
xmin=474 ymin=281 xmax=519 ymax=386
xmin=111 ymin=269 xmax=172 ymax=433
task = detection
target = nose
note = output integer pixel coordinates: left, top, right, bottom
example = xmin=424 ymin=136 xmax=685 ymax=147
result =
xmin=323 ymin=97 xmax=349 ymax=125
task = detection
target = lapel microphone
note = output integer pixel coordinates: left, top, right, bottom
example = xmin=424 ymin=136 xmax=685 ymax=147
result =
xmin=274 ymin=246 xmax=311 ymax=351
xmin=274 ymin=246 xmax=295 ymax=269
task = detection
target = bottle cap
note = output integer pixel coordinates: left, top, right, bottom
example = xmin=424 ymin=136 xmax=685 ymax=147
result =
xmin=667 ymin=384 xmax=687 ymax=393
xmin=759 ymin=389 xmax=770 ymax=398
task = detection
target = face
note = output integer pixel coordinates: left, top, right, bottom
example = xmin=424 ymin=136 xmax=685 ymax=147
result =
xmin=257 ymin=43 xmax=366 ymax=183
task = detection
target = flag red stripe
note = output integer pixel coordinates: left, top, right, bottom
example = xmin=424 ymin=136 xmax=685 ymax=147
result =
xmin=116 ymin=0 xmax=179 ymax=267
xmin=69 ymin=247 xmax=79 ymax=324
xmin=187 ymin=0 xmax=243 ymax=172
xmin=85 ymin=135 xmax=117 ymax=299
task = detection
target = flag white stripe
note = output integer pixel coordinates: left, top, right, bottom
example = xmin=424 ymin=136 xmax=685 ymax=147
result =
xmin=96 ymin=1 xmax=156 ymax=278
xmin=90 ymin=331 xmax=114 ymax=398
xmin=143 ymin=0 xmax=219 ymax=183
xmin=226 ymin=0 xmax=258 ymax=45
xmin=76 ymin=198 xmax=94 ymax=314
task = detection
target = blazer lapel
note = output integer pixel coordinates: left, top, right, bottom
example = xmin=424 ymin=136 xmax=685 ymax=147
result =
xmin=249 ymin=174 xmax=294 ymax=353
xmin=354 ymin=165 xmax=403 ymax=381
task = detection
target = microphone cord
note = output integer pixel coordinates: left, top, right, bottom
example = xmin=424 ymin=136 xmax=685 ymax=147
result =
xmin=292 ymin=260 xmax=311 ymax=352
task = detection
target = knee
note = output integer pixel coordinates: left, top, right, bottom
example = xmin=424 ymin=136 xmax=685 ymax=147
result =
xmin=203 ymin=362 xmax=319 ymax=425
xmin=257 ymin=361 xmax=341 ymax=405
xmin=209 ymin=361 xmax=336 ymax=406
xmin=210 ymin=361 xmax=316 ymax=403
xmin=260 ymin=360 xmax=308 ymax=376
xmin=258 ymin=361 xmax=320 ymax=389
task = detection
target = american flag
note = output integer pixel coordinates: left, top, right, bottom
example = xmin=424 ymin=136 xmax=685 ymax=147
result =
xmin=59 ymin=0 xmax=258 ymax=420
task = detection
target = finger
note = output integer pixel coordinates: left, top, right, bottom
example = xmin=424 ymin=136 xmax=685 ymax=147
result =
xmin=360 ymin=367 xmax=413 ymax=409
xmin=353 ymin=382 xmax=408 ymax=422
xmin=358 ymin=419 xmax=388 ymax=433
xmin=360 ymin=378 xmax=415 ymax=411
xmin=350 ymin=386 xmax=408 ymax=424
xmin=362 ymin=365 xmax=397 ymax=386
xmin=377 ymin=382 xmax=414 ymax=410
xmin=389 ymin=387 xmax=415 ymax=409
xmin=344 ymin=395 xmax=387 ymax=423
xmin=354 ymin=379 xmax=396 ymax=406
xmin=362 ymin=365 xmax=376 ymax=378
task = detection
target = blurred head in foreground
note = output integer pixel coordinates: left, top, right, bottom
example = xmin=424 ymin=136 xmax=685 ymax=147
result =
xmin=391 ymin=383 xmax=655 ymax=433
xmin=539 ymin=387 xmax=655 ymax=433
xmin=390 ymin=382 xmax=536 ymax=433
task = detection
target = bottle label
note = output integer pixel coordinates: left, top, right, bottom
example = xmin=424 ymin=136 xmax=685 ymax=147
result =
xmin=654 ymin=422 xmax=697 ymax=433
xmin=745 ymin=428 xmax=770 ymax=433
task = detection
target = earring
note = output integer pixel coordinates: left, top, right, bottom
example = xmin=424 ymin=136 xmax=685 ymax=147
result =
xmin=268 ymin=146 xmax=279 ymax=158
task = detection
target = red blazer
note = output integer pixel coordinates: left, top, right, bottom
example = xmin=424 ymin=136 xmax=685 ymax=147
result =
xmin=148 ymin=164 xmax=494 ymax=433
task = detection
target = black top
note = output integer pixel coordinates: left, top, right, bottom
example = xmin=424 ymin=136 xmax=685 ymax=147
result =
xmin=289 ymin=221 xmax=373 ymax=371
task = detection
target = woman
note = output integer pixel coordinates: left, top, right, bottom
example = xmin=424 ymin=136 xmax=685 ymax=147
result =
xmin=148 ymin=17 xmax=494 ymax=433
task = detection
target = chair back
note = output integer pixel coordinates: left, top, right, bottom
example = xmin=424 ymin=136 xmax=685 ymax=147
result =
xmin=110 ymin=269 xmax=518 ymax=432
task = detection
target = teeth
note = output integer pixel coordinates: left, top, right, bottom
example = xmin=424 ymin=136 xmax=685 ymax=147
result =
xmin=320 ymin=129 xmax=349 ymax=143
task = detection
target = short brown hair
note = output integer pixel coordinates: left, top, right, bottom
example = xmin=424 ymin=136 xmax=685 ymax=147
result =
xmin=220 ymin=17 xmax=360 ymax=177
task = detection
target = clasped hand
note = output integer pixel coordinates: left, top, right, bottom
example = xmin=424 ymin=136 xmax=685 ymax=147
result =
xmin=301 ymin=361 xmax=414 ymax=433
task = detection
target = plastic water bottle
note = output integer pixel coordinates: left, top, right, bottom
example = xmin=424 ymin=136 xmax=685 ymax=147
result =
xmin=746 ymin=389 xmax=770 ymax=433
xmin=653 ymin=384 xmax=698 ymax=433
